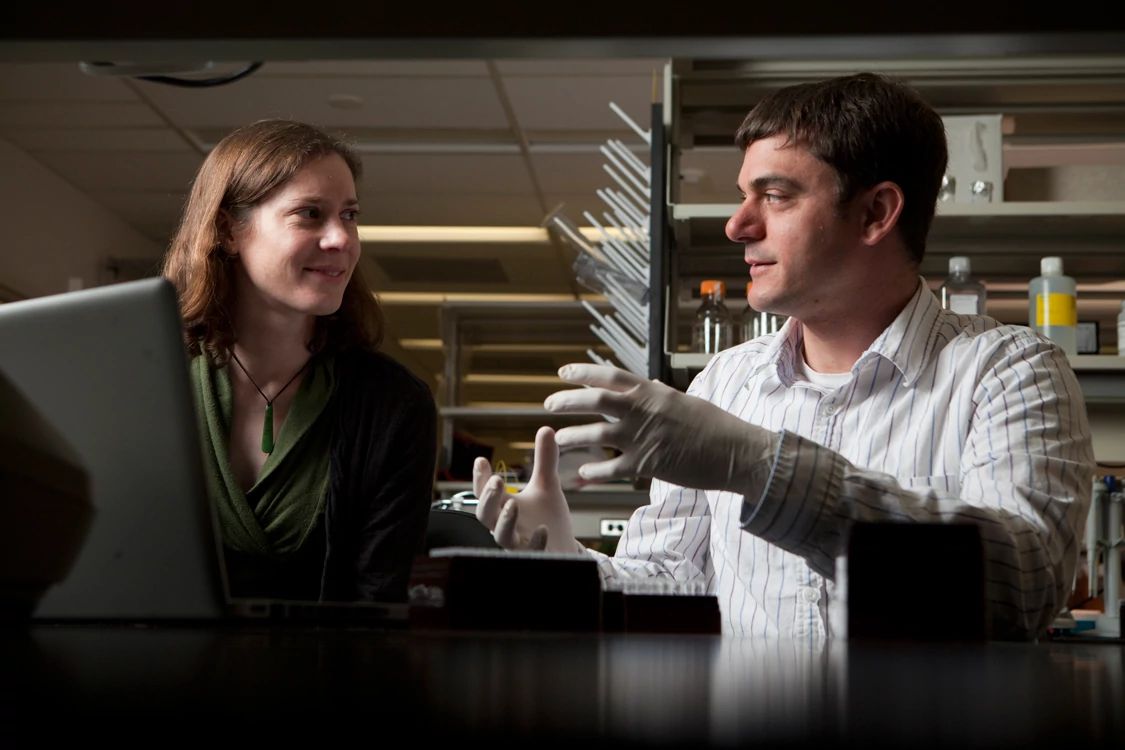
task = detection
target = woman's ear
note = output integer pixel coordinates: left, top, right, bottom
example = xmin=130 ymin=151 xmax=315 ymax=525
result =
xmin=216 ymin=209 xmax=239 ymax=257
xmin=858 ymin=181 xmax=904 ymax=248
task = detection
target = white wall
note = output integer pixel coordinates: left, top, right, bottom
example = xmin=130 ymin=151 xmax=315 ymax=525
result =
xmin=0 ymin=135 xmax=158 ymax=299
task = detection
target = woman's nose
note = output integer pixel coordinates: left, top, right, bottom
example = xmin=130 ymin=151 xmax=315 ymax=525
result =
xmin=322 ymin=218 xmax=356 ymax=251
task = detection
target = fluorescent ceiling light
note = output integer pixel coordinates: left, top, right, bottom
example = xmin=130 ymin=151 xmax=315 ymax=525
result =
xmin=463 ymin=373 xmax=564 ymax=385
xmin=508 ymin=442 xmax=536 ymax=451
xmin=377 ymin=292 xmax=606 ymax=304
xmin=397 ymin=338 xmax=444 ymax=350
xmin=398 ymin=339 xmax=606 ymax=353
xmin=358 ymin=225 xmax=644 ymax=243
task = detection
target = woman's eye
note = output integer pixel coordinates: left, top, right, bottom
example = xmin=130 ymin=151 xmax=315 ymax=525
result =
xmin=342 ymin=209 xmax=360 ymax=221
xmin=297 ymin=207 xmax=321 ymax=220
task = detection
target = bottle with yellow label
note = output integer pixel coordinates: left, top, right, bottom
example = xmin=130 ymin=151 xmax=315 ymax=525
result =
xmin=1028 ymin=256 xmax=1077 ymax=355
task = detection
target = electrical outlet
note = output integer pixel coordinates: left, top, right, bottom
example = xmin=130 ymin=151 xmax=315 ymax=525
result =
xmin=600 ymin=519 xmax=628 ymax=537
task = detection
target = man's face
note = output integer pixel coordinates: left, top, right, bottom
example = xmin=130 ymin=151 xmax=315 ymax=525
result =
xmin=724 ymin=135 xmax=861 ymax=322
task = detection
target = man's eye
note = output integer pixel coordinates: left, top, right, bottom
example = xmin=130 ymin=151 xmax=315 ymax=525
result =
xmin=764 ymin=193 xmax=784 ymax=204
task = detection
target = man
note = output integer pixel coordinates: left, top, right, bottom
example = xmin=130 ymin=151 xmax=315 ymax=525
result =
xmin=473 ymin=73 xmax=1095 ymax=640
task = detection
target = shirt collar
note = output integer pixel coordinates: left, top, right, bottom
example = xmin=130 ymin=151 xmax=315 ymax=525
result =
xmin=861 ymin=277 xmax=942 ymax=387
xmin=769 ymin=278 xmax=941 ymax=388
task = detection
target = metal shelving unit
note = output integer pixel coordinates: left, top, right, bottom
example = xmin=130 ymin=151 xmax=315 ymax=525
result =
xmin=655 ymin=57 xmax=1125 ymax=386
xmin=650 ymin=57 xmax=1125 ymax=464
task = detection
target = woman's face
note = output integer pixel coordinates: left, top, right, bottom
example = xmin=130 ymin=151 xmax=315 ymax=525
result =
xmin=227 ymin=153 xmax=361 ymax=325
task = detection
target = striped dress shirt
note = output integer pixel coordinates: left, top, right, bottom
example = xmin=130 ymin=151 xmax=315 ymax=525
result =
xmin=587 ymin=280 xmax=1095 ymax=639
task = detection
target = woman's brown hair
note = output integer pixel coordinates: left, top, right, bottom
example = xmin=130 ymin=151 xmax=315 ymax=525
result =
xmin=162 ymin=119 xmax=383 ymax=364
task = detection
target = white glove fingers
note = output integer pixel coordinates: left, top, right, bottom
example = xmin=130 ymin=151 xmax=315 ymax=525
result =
xmin=528 ymin=525 xmax=549 ymax=551
xmin=526 ymin=425 xmax=560 ymax=489
xmin=472 ymin=456 xmax=493 ymax=499
xmin=557 ymin=363 xmax=643 ymax=392
xmin=577 ymin=454 xmax=634 ymax=483
xmin=474 ymin=474 xmax=507 ymax=531
xmin=554 ymin=421 xmax=618 ymax=451
xmin=494 ymin=497 xmax=520 ymax=549
xmin=544 ymin=386 xmax=627 ymax=418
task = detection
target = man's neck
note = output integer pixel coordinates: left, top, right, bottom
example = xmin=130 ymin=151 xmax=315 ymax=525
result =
xmin=800 ymin=277 xmax=919 ymax=374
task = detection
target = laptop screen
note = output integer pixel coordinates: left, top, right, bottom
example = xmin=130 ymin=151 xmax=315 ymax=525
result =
xmin=0 ymin=278 xmax=227 ymax=619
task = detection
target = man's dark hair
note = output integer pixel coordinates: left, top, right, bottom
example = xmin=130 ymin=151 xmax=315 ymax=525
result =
xmin=734 ymin=73 xmax=948 ymax=265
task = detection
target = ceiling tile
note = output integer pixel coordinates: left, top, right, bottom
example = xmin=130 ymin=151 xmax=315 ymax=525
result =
xmin=2 ymin=127 xmax=195 ymax=152
xmin=0 ymin=101 xmax=164 ymax=128
xmin=494 ymin=59 xmax=667 ymax=76
xmin=259 ymin=60 xmax=491 ymax=76
xmin=358 ymin=191 xmax=544 ymax=225
xmin=530 ymin=151 xmax=651 ymax=194
xmin=136 ymin=75 xmax=510 ymax=130
xmin=502 ymin=75 xmax=656 ymax=132
xmin=0 ymin=63 xmax=136 ymax=101
xmin=358 ymin=153 xmax=534 ymax=195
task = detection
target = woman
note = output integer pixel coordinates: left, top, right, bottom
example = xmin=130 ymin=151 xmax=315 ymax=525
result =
xmin=162 ymin=119 xmax=436 ymax=603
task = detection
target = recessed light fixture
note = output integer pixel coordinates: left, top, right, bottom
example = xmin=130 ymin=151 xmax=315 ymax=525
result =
xmin=328 ymin=93 xmax=364 ymax=110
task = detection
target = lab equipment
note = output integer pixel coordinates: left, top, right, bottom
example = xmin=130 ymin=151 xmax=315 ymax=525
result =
xmin=738 ymin=281 xmax=784 ymax=342
xmin=1028 ymin=256 xmax=1077 ymax=355
xmin=691 ymin=280 xmax=733 ymax=353
xmin=1085 ymin=476 xmax=1123 ymax=638
xmin=939 ymin=256 xmax=987 ymax=315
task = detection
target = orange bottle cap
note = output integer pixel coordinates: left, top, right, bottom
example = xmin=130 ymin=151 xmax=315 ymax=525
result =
xmin=701 ymin=280 xmax=725 ymax=296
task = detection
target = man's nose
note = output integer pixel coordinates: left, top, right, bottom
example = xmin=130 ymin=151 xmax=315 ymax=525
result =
xmin=725 ymin=201 xmax=762 ymax=244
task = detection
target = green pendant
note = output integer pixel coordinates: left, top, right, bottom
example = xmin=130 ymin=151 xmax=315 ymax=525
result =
xmin=261 ymin=402 xmax=275 ymax=454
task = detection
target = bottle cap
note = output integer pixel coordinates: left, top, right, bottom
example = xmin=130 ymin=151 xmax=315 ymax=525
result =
xmin=746 ymin=281 xmax=753 ymax=297
xmin=701 ymin=280 xmax=725 ymax=297
xmin=949 ymin=256 xmax=970 ymax=274
xmin=1041 ymin=257 xmax=1063 ymax=276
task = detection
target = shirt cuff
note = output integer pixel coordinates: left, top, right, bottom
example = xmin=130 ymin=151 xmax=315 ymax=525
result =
xmin=739 ymin=429 xmax=845 ymax=553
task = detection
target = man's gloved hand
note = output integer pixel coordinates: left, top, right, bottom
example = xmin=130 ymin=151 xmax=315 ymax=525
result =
xmin=473 ymin=425 xmax=582 ymax=554
xmin=544 ymin=363 xmax=778 ymax=493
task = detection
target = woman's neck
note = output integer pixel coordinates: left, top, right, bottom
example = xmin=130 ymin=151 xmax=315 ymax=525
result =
xmin=229 ymin=302 xmax=315 ymax=382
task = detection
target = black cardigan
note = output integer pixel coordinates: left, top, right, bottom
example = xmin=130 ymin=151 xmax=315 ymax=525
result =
xmin=319 ymin=348 xmax=438 ymax=602
xmin=221 ymin=348 xmax=437 ymax=603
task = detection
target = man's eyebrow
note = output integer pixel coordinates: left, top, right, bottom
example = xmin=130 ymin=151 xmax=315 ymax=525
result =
xmin=741 ymin=175 xmax=805 ymax=193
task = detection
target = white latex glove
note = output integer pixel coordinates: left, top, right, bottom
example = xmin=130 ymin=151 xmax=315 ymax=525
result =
xmin=473 ymin=425 xmax=581 ymax=554
xmin=544 ymin=363 xmax=778 ymax=493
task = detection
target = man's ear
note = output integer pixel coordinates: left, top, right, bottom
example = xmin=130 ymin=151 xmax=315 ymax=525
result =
xmin=857 ymin=181 xmax=904 ymax=247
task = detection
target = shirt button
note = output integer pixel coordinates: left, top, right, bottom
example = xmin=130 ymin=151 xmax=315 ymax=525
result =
xmin=822 ymin=403 xmax=838 ymax=417
xmin=801 ymin=587 xmax=820 ymax=604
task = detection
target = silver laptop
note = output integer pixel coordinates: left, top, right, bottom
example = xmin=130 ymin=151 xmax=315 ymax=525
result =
xmin=0 ymin=278 xmax=402 ymax=623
